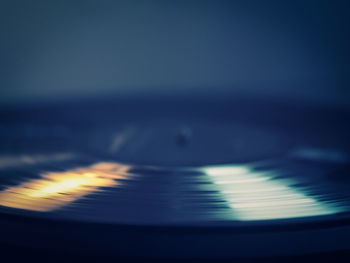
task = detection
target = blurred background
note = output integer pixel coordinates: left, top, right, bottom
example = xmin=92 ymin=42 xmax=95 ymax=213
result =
xmin=0 ymin=0 xmax=349 ymax=108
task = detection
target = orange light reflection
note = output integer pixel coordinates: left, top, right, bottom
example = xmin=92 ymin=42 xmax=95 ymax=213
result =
xmin=0 ymin=162 xmax=132 ymax=211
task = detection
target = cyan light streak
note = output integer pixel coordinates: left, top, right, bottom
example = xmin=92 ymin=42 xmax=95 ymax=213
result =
xmin=202 ymin=165 xmax=341 ymax=221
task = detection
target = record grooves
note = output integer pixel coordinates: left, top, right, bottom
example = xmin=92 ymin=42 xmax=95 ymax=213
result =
xmin=0 ymin=94 xmax=350 ymax=261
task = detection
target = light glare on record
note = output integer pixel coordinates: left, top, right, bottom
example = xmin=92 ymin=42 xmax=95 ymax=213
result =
xmin=0 ymin=162 xmax=132 ymax=212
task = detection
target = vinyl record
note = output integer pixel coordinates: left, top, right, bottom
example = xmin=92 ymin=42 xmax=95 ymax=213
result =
xmin=0 ymin=94 xmax=350 ymax=261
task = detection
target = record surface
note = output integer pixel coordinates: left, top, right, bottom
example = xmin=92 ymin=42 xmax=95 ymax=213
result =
xmin=0 ymin=93 xmax=350 ymax=260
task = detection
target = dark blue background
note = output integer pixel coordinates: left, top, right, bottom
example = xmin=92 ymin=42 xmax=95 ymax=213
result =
xmin=0 ymin=0 xmax=349 ymax=108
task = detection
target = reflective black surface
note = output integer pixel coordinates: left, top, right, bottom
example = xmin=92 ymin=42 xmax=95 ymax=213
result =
xmin=0 ymin=94 xmax=350 ymax=260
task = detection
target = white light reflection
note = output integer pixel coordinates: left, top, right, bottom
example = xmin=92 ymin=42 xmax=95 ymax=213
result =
xmin=201 ymin=165 xmax=340 ymax=221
